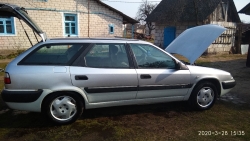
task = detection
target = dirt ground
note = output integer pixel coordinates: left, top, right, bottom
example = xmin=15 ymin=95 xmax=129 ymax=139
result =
xmin=0 ymin=54 xmax=250 ymax=141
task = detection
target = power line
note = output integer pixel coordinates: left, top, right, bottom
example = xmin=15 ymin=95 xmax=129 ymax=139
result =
xmin=101 ymin=0 xmax=161 ymax=3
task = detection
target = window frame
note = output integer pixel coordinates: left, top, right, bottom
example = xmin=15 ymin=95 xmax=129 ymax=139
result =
xmin=109 ymin=24 xmax=114 ymax=34
xmin=18 ymin=43 xmax=89 ymax=66
xmin=63 ymin=13 xmax=78 ymax=37
xmin=0 ymin=16 xmax=16 ymax=36
xmin=80 ymin=43 xmax=134 ymax=69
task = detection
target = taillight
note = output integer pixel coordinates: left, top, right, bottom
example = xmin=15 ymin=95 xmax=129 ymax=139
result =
xmin=4 ymin=72 xmax=11 ymax=84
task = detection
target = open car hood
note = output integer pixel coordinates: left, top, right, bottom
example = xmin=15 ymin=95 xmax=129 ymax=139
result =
xmin=0 ymin=3 xmax=47 ymax=41
xmin=165 ymin=25 xmax=226 ymax=64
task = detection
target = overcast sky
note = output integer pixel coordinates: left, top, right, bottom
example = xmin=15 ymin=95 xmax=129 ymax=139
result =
xmin=102 ymin=0 xmax=250 ymax=23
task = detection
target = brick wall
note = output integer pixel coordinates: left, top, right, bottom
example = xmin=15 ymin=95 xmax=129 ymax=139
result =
xmin=0 ymin=0 xmax=123 ymax=49
xmin=154 ymin=22 xmax=196 ymax=49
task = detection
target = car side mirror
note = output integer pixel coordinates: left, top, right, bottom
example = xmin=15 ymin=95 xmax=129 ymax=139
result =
xmin=175 ymin=61 xmax=188 ymax=70
xmin=175 ymin=61 xmax=181 ymax=70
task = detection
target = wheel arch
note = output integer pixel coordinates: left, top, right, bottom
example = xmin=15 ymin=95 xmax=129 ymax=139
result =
xmin=193 ymin=78 xmax=221 ymax=97
xmin=184 ymin=77 xmax=222 ymax=100
xmin=41 ymin=90 xmax=87 ymax=113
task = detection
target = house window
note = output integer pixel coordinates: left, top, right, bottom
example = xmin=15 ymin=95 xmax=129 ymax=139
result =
xmin=0 ymin=16 xmax=15 ymax=35
xmin=109 ymin=24 xmax=114 ymax=34
xmin=64 ymin=14 xmax=78 ymax=36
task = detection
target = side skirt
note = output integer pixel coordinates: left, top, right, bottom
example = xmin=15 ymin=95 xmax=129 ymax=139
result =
xmin=85 ymin=96 xmax=185 ymax=109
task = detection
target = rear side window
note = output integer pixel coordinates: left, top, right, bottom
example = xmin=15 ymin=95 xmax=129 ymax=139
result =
xmin=19 ymin=44 xmax=88 ymax=65
xmin=85 ymin=43 xmax=129 ymax=68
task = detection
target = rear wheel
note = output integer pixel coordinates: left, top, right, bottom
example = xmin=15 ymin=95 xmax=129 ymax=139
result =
xmin=189 ymin=81 xmax=217 ymax=110
xmin=43 ymin=93 xmax=83 ymax=125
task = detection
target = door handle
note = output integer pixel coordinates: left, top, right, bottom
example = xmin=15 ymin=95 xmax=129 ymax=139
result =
xmin=140 ymin=74 xmax=151 ymax=79
xmin=75 ymin=75 xmax=88 ymax=80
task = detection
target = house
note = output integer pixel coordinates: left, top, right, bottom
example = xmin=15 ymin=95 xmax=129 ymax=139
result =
xmin=239 ymin=2 xmax=250 ymax=45
xmin=146 ymin=0 xmax=241 ymax=54
xmin=0 ymin=0 xmax=138 ymax=49
xmin=238 ymin=2 xmax=250 ymax=67
xmin=123 ymin=23 xmax=145 ymax=38
xmin=239 ymin=2 xmax=250 ymax=15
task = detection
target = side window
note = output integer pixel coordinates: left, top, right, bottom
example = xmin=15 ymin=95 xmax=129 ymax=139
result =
xmin=85 ymin=44 xmax=129 ymax=68
xmin=20 ymin=44 xmax=86 ymax=65
xmin=130 ymin=44 xmax=176 ymax=69
xmin=0 ymin=16 xmax=15 ymax=35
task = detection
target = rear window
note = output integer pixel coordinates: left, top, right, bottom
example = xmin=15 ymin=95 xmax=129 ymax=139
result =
xmin=19 ymin=43 xmax=89 ymax=65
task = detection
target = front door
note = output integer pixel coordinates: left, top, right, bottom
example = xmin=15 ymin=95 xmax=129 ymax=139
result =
xmin=70 ymin=43 xmax=138 ymax=103
xmin=129 ymin=43 xmax=191 ymax=99
xmin=164 ymin=27 xmax=176 ymax=48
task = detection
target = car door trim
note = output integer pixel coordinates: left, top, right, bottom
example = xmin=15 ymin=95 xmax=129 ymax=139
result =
xmin=138 ymin=84 xmax=193 ymax=91
xmin=84 ymin=86 xmax=138 ymax=93
xmin=84 ymin=84 xmax=193 ymax=93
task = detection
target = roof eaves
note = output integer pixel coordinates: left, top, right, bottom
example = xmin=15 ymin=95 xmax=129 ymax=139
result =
xmin=238 ymin=3 xmax=250 ymax=13
xmin=95 ymin=0 xmax=139 ymax=24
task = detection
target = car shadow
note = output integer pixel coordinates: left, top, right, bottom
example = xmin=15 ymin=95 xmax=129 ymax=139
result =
xmin=81 ymin=101 xmax=193 ymax=120
xmin=0 ymin=101 xmax=193 ymax=128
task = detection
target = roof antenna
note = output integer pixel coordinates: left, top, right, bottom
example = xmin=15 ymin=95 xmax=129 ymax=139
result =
xmin=19 ymin=19 xmax=33 ymax=46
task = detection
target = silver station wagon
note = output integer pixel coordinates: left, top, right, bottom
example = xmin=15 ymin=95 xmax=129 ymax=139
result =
xmin=1 ymin=3 xmax=236 ymax=124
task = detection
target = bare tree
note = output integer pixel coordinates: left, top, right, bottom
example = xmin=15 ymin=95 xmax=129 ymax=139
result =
xmin=136 ymin=0 xmax=157 ymax=35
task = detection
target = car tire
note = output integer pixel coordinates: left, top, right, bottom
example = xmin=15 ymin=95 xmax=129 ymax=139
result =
xmin=189 ymin=81 xmax=217 ymax=110
xmin=43 ymin=93 xmax=84 ymax=125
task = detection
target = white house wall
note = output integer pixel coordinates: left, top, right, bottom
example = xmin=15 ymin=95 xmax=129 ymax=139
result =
xmin=0 ymin=0 xmax=123 ymax=49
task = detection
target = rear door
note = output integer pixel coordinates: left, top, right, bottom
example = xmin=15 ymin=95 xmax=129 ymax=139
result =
xmin=70 ymin=43 xmax=138 ymax=103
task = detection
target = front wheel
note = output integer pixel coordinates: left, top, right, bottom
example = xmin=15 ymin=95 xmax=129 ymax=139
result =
xmin=43 ymin=93 xmax=84 ymax=125
xmin=189 ymin=81 xmax=218 ymax=110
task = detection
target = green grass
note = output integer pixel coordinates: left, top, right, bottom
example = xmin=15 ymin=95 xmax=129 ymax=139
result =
xmin=0 ymin=101 xmax=249 ymax=141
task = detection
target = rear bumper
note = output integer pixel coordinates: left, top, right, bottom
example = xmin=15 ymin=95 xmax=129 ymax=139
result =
xmin=1 ymin=89 xmax=43 ymax=103
xmin=222 ymin=80 xmax=236 ymax=89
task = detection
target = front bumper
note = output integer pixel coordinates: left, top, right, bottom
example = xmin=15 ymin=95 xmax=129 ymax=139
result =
xmin=222 ymin=80 xmax=236 ymax=89
xmin=1 ymin=89 xmax=43 ymax=103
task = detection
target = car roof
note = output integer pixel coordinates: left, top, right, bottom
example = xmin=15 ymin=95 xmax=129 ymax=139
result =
xmin=45 ymin=38 xmax=151 ymax=44
xmin=50 ymin=37 xmax=138 ymax=41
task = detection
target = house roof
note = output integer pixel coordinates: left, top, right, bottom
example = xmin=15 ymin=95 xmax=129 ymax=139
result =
xmin=238 ymin=2 xmax=250 ymax=15
xmin=146 ymin=0 xmax=240 ymax=23
xmin=96 ymin=0 xmax=138 ymax=24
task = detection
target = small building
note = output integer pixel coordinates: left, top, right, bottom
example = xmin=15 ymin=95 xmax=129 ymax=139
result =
xmin=0 ymin=0 xmax=138 ymax=49
xmin=239 ymin=2 xmax=250 ymax=15
xmin=239 ymin=2 xmax=250 ymax=45
xmin=238 ymin=2 xmax=250 ymax=67
xmin=146 ymin=0 xmax=240 ymax=53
